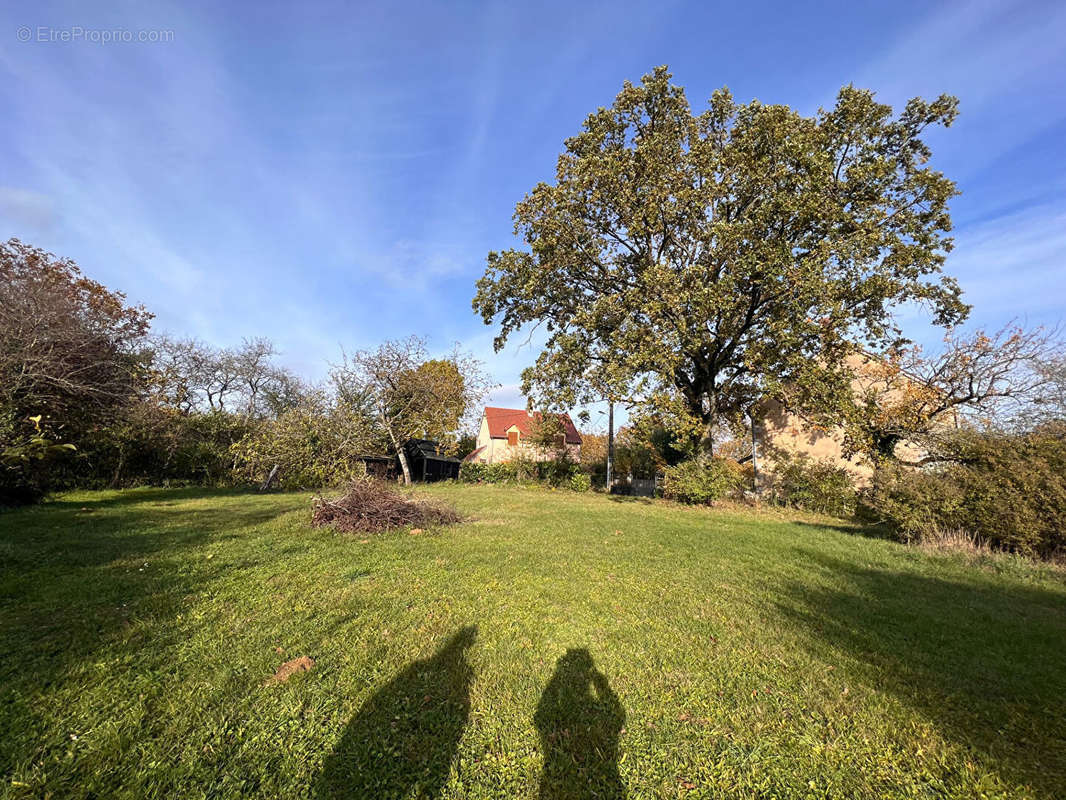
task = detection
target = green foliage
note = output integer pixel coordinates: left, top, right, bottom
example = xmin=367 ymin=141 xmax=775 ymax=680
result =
xmin=61 ymin=406 xmax=252 ymax=490
xmin=661 ymin=458 xmax=745 ymax=504
xmin=459 ymin=455 xmax=589 ymax=491
xmin=767 ymin=451 xmax=858 ymax=517
xmin=0 ymin=415 xmax=76 ymax=505
xmin=459 ymin=461 xmax=522 ymax=484
xmin=568 ymin=471 xmax=592 ymax=493
xmin=865 ymin=427 xmax=1066 ymax=558
xmin=473 ymin=67 xmax=966 ymax=455
xmin=231 ymin=396 xmax=383 ymax=490
xmin=1 ymin=239 xmax=153 ymax=499
xmin=331 ymin=337 xmax=492 ymax=484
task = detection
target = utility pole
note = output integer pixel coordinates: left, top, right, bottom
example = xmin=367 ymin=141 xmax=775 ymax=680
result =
xmin=749 ymin=411 xmax=759 ymax=492
xmin=606 ymin=399 xmax=614 ymax=492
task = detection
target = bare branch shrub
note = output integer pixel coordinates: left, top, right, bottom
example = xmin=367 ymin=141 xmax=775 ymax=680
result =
xmin=310 ymin=478 xmax=462 ymax=534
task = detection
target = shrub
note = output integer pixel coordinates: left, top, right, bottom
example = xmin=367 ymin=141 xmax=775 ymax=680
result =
xmin=460 ymin=461 xmax=519 ymax=484
xmin=662 ymin=458 xmax=745 ymax=504
xmin=864 ymin=426 xmax=1066 ymax=558
xmin=863 ymin=464 xmax=961 ymax=541
xmin=767 ymin=451 xmax=857 ymax=517
xmin=460 ymin=456 xmax=591 ymax=491
xmin=311 ymin=478 xmax=462 ymax=534
xmin=535 ymin=455 xmax=580 ymax=488
xmin=568 ymin=472 xmax=592 ymax=492
xmin=1 ymin=415 xmax=76 ymax=505
xmin=231 ymin=398 xmax=382 ymax=490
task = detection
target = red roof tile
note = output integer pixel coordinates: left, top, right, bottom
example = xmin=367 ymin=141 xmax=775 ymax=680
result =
xmin=483 ymin=407 xmax=582 ymax=445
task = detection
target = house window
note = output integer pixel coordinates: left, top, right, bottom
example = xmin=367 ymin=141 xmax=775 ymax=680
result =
xmin=507 ymin=430 xmax=519 ymax=446
xmin=555 ymin=433 xmax=566 ymax=448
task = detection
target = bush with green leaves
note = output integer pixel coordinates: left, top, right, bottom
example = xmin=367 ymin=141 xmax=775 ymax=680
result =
xmin=1 ymin=415 xmax=77 ymax=505
xmin=459 ymin=455 xmax=591 ymax=492
xmin=60 ymin=406 xmax=253 ymax=490
xmin=459 ymin=461 xmax=519 ymax=484
xmin=662 ymin=458 xmax=745 ymax=505
xmin=568 ymin=472 xmax=592 ymax=492
xmin=865 ymin=426 xmax=1066 ymax=558
xmin=231 ymin=397 xmax=383 ymax=490
xmin=766 ymin=451 xmax=858 ymax=517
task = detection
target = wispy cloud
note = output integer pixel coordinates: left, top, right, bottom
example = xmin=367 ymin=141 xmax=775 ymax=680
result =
xmin=950 ymin=206 xmax=1066 ymax=322
xmin=0 ymin=0 xmax=1061 ymax=423
xmin=0 ymin=187 xmax=54 ymax=233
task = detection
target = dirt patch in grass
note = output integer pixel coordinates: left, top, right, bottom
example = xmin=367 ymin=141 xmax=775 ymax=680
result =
xmin=311 ymin=479 xmax=462 ymax=534
xmin=265 ymin=655 xmax=315 ymax=685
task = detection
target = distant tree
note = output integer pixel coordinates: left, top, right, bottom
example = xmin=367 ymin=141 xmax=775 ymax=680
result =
xmin=231 ymin=389 xmax=385 ymax=490
xmin=579 ymin=432 xmax=608 ymax=469
xmin=615 ymin=420 xmax=689 ymax=478
xmin=455 ymin=431 xmax=479 ymax=460
xmin=843 ymin=325 xmax=1064 ymax=463
xmin=332 ymin=337 xmax=492 ymax=484
xmin=1031 ymin=350 xmax=1066 ymax=426
xmin=149 ymin=335 xmax=302 ymax=419
xmin=473 ymin=67 xmax=967 ymax=460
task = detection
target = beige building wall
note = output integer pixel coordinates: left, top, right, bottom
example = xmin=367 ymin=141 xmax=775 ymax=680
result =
xmin=756 ymin=353 xmax=945 ymax=487
xmin=472 ymin=415 xmax=581 ymax=464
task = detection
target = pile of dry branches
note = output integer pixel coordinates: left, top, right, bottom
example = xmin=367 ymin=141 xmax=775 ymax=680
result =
xmin=310 ymin=478 xmax=461 ymax=534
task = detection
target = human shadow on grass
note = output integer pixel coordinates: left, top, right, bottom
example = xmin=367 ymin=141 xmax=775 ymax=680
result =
xmin=534 ymin=649 xmax=625 ymax=800
xmin=318 ymin=626 xmax=477 ymax=799
xmin=777 ymin=549 xmax=1066 ymax=797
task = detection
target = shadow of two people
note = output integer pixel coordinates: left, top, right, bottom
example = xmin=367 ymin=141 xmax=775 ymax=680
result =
xmin=318 ymin=627 xmax=624 ymax=799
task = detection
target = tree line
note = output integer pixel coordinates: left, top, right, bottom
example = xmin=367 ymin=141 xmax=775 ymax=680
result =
xmin=0 ymin=239 xmax=490 ymax=503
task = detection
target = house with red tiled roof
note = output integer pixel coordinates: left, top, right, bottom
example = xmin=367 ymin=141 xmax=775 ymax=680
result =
xmin=464 ymin=406 xmax=582 ymax=464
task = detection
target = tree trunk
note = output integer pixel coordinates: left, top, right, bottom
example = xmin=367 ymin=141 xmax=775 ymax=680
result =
xmin=109 ymin=451 xmax=125 ymax=489
xmin=381 ymin=408 xmax=412 ymax=485
xmin=259 ymin=464 xmax=279 ymax=492
xmin=396 ymin=445 xmax=412 ymax=485
xmin=697 ymin=422 xmax=715 ymax=463
xmin=694 ymin=385 xmax=717 ymax=463
xmin=606 ymin=400 xmax=614 ymax=491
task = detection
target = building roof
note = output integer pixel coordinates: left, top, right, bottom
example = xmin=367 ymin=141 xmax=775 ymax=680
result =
xmin=403 ymin=439 xmax=461 ymax=463
xmin=483 ymin=407 xmax=582 ymax=445
xmin=462 ymin=445 xmax=487 ymax=463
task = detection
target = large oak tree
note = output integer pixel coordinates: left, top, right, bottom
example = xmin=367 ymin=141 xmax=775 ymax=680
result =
xmin=473 ymin=67 xmax=968 ymax=457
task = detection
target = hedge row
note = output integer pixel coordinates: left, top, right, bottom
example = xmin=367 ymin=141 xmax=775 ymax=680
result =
xmin=459 ymin=459 xmax=591 ymax=492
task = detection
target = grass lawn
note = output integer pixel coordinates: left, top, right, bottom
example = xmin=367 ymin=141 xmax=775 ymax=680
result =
xmin=1 ymin=484 xmax=1064 ymax=799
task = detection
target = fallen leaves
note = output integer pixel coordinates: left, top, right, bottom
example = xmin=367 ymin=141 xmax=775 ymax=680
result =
xmin=265 ymin=656 xmax=314 ymax=685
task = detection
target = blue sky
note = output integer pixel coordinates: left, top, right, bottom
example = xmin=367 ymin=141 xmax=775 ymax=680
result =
xmin=2 ymin=0 xmax=1065 ymax=425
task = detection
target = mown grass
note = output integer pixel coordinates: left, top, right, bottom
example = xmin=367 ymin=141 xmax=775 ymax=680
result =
xmin=1 ymin=484 xmax=1064 ymax=799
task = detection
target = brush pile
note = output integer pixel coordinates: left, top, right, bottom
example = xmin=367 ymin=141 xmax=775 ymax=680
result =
xmin=310 ymin=478 xmax=462 ymax=534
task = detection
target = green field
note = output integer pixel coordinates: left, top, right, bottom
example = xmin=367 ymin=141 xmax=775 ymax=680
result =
xmin=1 ymin=485 xmax=1064 ymax=799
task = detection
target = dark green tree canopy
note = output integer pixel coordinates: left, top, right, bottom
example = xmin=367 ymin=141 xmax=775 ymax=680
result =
xmin=473 ymin=67 xmax=968 ymax=455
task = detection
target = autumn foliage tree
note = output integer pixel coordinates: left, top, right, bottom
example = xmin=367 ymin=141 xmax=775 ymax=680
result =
xmin=473 ymin=67 xmax=968 ymax=459
xmin=0 ymin=239 xmax=152 ymax=500
xmin=846 ymin=324 xmax=1064 ymax=462
xmin=331 ymin=337 xmax=492 ymax=484
xmin=0 ymin=238 xmax=152 ymax=432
